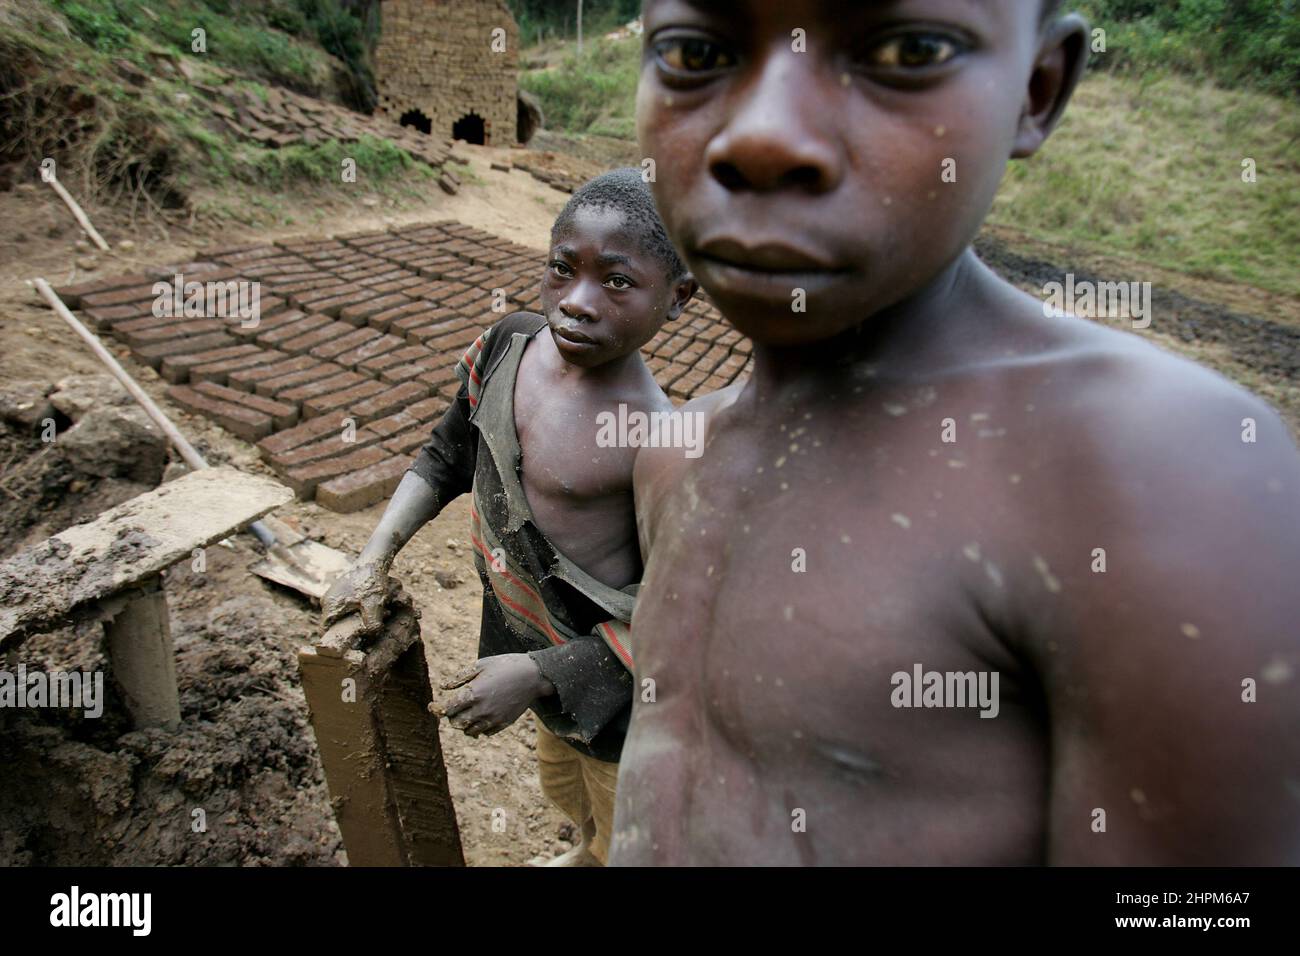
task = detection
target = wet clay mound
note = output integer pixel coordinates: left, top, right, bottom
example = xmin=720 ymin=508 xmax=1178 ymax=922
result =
xmin=0 ymin=550 xmax=342 ymax=866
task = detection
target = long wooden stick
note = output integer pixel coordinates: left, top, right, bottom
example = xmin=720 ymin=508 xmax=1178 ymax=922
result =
xmin=44 ymin=175 xmax=111 ymax=252
xmin=34 ymin=278 xmax=204 ymax=468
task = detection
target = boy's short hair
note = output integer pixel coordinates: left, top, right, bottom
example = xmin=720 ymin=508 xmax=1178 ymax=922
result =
xmin=552 ymin=168 xmax=688 ymax=282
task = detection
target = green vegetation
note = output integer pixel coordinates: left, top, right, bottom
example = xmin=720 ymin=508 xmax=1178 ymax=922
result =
xmin=44 ymin=0 xmax=379 ymax=106
xmin=508 ymin=0 xmax=640 ymax=47
xmin=1077 ymin=0 xmax=1300 ymax=99
xmin=519 ymin=37 xmax=638 ymax=139
xmin=992 ymin=71 xmax=1299 ymax=297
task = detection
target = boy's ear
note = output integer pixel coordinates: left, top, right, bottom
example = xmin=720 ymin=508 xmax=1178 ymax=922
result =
xmin=1012 ymin=14 xmax=1090 ymax=159
xmin=667 ymin=274 xmax=698 ymax=320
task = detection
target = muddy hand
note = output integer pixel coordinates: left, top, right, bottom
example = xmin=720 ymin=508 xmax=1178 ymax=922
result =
xmin=321 ymin=560 xmax=389 ymax=634
xmin=437 ymin=655 xmax=551 ymax=738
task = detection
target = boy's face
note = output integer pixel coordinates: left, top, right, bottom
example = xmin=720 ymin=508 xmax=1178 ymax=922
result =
xmin=638 ymin=0 xmax=1083 ymax=347
xmin=541 ymin=205 xmax=690 ymax=368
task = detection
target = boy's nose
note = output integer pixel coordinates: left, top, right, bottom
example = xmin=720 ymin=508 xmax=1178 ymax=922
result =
xmin=704 ymin=53 xmax=844 ymax=194
xmin=558 ymin=287 xmax=599 ymax=322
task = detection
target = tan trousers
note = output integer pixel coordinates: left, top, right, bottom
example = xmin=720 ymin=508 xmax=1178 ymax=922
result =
xmin=535 ymin=720 xmax=619 ymax=865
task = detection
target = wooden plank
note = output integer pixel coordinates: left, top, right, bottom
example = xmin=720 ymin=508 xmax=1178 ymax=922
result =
xmin=0 ymin=467 xmax=291 ymax=649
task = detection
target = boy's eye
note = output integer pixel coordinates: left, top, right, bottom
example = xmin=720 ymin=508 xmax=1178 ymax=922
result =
xmin=653 ymin=36 xmax=736 ymax=75
xmin=551 ymin=261 xmax=573 ymax=277
xmin=866 ymin=33 xmax=962 ymax=70
xmin=606 ymin=276 xmax=633 ymax=291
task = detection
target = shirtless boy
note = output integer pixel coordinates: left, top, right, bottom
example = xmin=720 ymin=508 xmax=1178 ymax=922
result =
xmin=323 ymin=169 xmax=695 ymax=865
xmin=612 ymin=0 xmax=1300 ymax=864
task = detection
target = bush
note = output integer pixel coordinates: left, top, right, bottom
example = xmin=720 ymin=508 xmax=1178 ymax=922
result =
xmin=1077 ymin=0 xmax=1300 ymax=98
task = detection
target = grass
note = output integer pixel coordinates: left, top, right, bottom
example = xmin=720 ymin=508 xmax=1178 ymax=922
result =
xmin=519 ymin=36 xmax=639 ymax=140
xmin=992 ymin=71 xmax=1300 ymax=297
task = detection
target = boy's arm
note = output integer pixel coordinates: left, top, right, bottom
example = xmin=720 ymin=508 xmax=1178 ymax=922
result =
xmin=1037 ymin=388 xmax=1300 ymax=864
xmin=321 ymin=339 xmax=483 ymax=630
xmin=528 ymin=627 xmax=636 ymax=745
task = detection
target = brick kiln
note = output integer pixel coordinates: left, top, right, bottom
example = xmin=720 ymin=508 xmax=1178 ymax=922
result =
xmin=374 ymin=0 xmax=520 ymax=147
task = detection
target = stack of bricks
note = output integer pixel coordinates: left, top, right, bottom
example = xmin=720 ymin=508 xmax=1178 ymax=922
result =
xmin=373 ymin=0 xmax=519 ymax=147
xmin=53 ymin=219 xmax=751 ymax=514
xmin=197 ymin=82 xmax=453 ymax=171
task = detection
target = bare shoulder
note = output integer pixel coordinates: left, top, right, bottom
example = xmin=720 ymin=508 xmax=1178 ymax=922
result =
xmin=632 ymin=380 xmax=745 ymax=553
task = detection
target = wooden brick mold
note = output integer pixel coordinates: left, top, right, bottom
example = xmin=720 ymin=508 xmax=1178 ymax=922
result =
xmin=298 ymin=588 xmax=464 ymax=867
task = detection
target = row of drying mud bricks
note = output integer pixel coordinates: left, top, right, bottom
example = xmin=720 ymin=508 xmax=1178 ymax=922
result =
xmin=55 ymin=220 xmax=752 ymax=511
xmin=55 ymin=223 xmax=542 ymax=511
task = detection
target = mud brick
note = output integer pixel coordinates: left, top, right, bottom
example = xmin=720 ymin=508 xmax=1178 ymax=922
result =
xmin=269 ymin=428 xmax=381 ymax=471
xmin=166 ymin=384 xmax=272 ymax=442
xmin=288 ymin=283 xmax=352 ymax=309
xmin=303 ymin=289 xmax=379 ymax=318
xmin=80 ymin=283 xmax=166 ymax=309
xmin=675 ymin=367 xmax=710 ymax=397
xmin=440 ymin=288 xmax=487 ymax=314
xmin=359 ymin=344 xmax=435 ymax=375
xmin=54 ymin=271 xmax=163 ymax=309
xmin=365 ymin=299 xmax=429 ymax=333
xmin=258 ymin=410 xmax=352 ymax=458
xmin=335 ymin=334 xmax=405 ymax=370
xmin=414 ymin=322 xmax=482 ymax=355
xmin=379 ymin=353 xmax=451 ymax=385
xmin=310 ymin=326 xmax=381 ymax=361
xmin=677 ymin=341 xmax=708 ymax=367
xmin=214 ymin=245 xmax=279 ymax=264
xmin=122 ymin=319 xmax=225 ymax=348
xmin=193 ymin=381 xmax=298 ymax=430
xmin=338 ymin=293 xmax=414 ymax=326
xmin=232 ymin=308 xmax=306 ymax=341
xmin=134 ymin=332 xmax=236 ymax=368
xmin=364 ymin=400 xmax=444 ymax=440
xmin=390 ymin=309 xmax=452 ymax=338
xmin=345 ymin=382 xmax=431 ymax=424
xmin=657 ymin=333 xmax=693 ymax=358
xmin=279 ymin=320 xmax=355 ymax=356
xmin=267 ymin=274 xmax=340 ymax=296
xmin=304 ymin=379 xmax=388 ymax=419
xmin=363 ymin=275 xmax=424 ymax=294
xmin=83 ymin=302 xmax=155 ymax=330
xmin=717 ymin=329 xmax=743 ymax=347
xmin=717 ymin=353 xmax=748 ymax=376
xmin=658 ymin=362 xmax=693 ymax=388
xmin=254 ymin=312 xmax=330 ymax=346
xmin=702 ymin=373 xmax=732 ymax=392
xmin=113 ymin=312 xmax=176 ymax=336
xmin=278 ymin=370 xmax=363 ymax=405
xmin=380 ymin=427 xmax=431 ymax=456
xmin=645 ymin=355 xmax=669 ymax=375
xmin=735 ymin=337 xmax=753 ymax=355
xmin=695 ymin=322 xmax=729 ymax=344
xmin=697 ymin=344 xmax=731 ymax=376
xmin=414 ymin=258 xmax=460 ymax=279
xmin=190 ymin=349 xmax=285 ymax=385
xmin=160 ymin=343 xmax=263 ymax=383
xmin=315 ymin=454 xmax=416 ymax=513
xmin=229 ymin=354 xmax=319 ymax=391
xmin=283 ymin=445 xmax=389 ymax=498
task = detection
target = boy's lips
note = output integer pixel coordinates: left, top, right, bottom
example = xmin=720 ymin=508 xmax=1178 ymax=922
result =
xmin=552 ymin=324 xmax=598 ymax=345
xmin=692 ymin=236 xmax=851 ymax=300
xmin=695 ymin=237 xmax=840 ymax=273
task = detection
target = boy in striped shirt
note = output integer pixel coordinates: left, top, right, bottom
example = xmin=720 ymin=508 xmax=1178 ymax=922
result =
xmin=323 ymin=169 xmax=696 ymax=865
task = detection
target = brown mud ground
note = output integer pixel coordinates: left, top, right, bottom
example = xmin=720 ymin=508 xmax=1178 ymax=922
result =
xmin=0 ymin=136 xmax=1296 ymax=866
